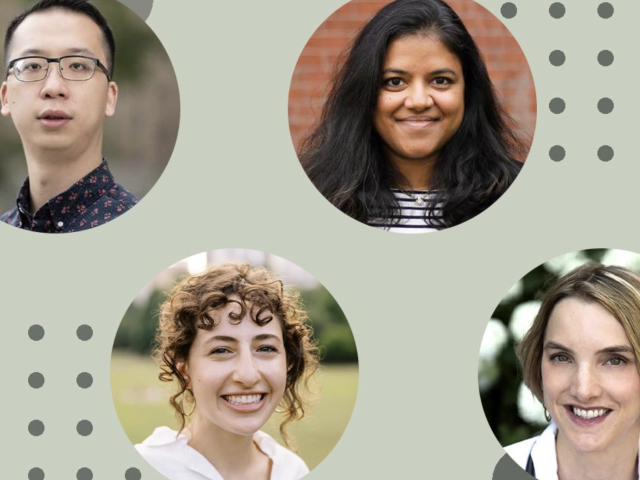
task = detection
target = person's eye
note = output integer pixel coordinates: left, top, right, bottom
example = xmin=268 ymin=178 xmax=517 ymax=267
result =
xmin=551 ymin=354 xmax=570 ymax=363
xmin=23 ymin=62 xmax=43 ymax=71
xmin=383 ymin=77 xmax=405 ymax=88
xmin=257 ymin=345 xmax=278 ymax=353
xmin=432 ymin=77 xmax=452 ymax=86
xmin=605 ymin=356 xmax=627 ymax=366
xmin=210 ymin=347 xmax=231 ymax=355
xmin=69 ymin=62 xmax=88 ymax=71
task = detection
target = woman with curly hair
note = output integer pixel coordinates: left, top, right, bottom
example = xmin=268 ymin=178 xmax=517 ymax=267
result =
xmin=300 ymin=0 xmax=527 ymax=232
xmin=135 ymin=262 xmax=318 ymax=480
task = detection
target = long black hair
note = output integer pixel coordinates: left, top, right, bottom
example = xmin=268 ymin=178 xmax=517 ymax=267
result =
xmin=300 ymin=0 xmax=526 ymax=229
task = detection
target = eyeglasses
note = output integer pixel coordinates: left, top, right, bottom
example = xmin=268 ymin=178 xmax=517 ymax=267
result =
xmin=6 ymin=55 xmax=111 ymax=82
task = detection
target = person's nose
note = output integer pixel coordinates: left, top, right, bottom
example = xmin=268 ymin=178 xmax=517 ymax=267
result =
xmin=39 ymin=62 xmax=69 ymax=99
xmin=570 ymin=364 xmax=602 ymax=402
xmin=404 ymin=82 xmax=434 ymax=111
xmin=232 ymin=350 xmax=261 ymax=387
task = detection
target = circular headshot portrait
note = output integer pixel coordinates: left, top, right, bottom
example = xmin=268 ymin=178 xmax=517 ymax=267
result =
xmin=111 ymin=249 xmax=358 ymax=480
xmin=0 ymin=0 xmax=180 ymax=233
xmin=290 ymin=0 xmax=535 ymax=233
xmin=479 ymin=249 xmax=640 ymax=479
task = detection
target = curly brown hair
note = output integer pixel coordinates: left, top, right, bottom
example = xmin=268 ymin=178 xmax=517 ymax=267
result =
xmin=153 ymin=262 xmax=319 ymax=447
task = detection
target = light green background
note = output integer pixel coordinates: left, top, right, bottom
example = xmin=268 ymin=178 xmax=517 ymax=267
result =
xmin=3 ymin=0 xmax=634 ymax=479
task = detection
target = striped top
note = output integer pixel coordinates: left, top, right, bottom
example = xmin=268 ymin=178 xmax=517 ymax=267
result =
xmin=367 ymin=189 xmax=442 ymax=233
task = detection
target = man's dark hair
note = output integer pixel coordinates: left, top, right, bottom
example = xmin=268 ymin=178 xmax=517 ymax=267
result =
xmin=4 ymin=0 xmax=116 ymax=75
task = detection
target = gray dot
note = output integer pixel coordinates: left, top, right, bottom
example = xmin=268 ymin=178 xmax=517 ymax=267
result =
xmin=549 ymin=97 xmax=565 ymax=114
xmin=28 ymin=372 xmax=45 ymax=389
xmin=598 ymin=2 xmax=614 ymax=18
xmin=549 ymin=145 xmax=566 ymax=161
xmin=28 ymin=420 xmax=45 ymax=436
xmin=598 ymin=97 xmax=614 ymax=114
xmin=77 ymin=420 xmax=93 ymax=436
xmin=28 ymin=324 xmax=45 ymax=341
xmin=76 ymin=372 xmax=93 ymax=389
xmin=549 ymin=2 xmax=565 ymax=18
xmin=125 ymin=468 xmax=142 ymax=480
xmin=501 ymin=2 xmax=517 ymax=19
xmin=549 ymin=50 xmax=566 ymax=66
xmin=76 ymin=468 xmax=93 ymax=480
xmin=598 ymin=145 xmax=614 ymax=161
xmin=598 ymin=50 xmax=614 ymax=66
xmin=28 ymin=468 xmax=45 ymax=480
xmin=76 ymin=324 xmax=93 ymax=341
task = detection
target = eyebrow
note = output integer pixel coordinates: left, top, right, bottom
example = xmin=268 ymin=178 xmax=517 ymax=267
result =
xmin=544 ymin=341 xmax=635 ymax=356
xmin=205 ymin=333 xmax=282 ymax=344
xmin=17 ymin=47 xmax=96 ymax=57
xmin=381 ymin=67 xmax=459 ymax=77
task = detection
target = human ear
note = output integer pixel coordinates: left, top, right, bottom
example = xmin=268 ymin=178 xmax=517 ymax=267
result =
xmin=105 ymin=81 xmax=118 ymax=117
xmin=0 ymin=82 xmax=11 ymax=117
xmin=176 ymin=360 xmax=189 ymax=384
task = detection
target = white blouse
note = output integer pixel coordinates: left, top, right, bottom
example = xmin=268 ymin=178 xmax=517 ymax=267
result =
xmin=505 ymin=422 xmax=640 ymax=480
xmin=135 ymin=427 xmax=309 ymax=480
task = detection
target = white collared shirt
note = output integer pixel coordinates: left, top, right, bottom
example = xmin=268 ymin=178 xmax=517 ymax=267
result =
xmin=505 ymin=423 xmax=640 ymax=479
xmin=135 ymin=427 xmax=309 ymax=480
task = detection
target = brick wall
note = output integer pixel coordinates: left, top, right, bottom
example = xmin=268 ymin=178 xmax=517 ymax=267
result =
xmin=289 ymin=0 xmax=536 ymax=159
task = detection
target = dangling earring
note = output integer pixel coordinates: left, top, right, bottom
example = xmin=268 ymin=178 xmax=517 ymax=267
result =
xmin=544 ymin=407 xmax=551 ymax=422
xmin=274 ymin=404 xmax=285 ymax=414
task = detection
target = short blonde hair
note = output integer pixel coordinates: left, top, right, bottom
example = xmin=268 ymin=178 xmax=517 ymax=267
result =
xmin=517 ymin=262 xmax=640 ymax=403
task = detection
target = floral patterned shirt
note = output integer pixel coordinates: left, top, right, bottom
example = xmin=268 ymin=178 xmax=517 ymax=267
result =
xmin=0 ymin=160 xmax=138 ymax=233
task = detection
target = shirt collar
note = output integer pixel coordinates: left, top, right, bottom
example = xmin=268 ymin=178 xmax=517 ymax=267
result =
xmin=532 ymin=422 xmax=640 ymax=479
xmin=14 ymin=159 xmax=116 ymax=232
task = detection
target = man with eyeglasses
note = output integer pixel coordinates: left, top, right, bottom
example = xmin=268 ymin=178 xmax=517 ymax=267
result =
xmin=0 ymin=0 xmax=138 ymax=233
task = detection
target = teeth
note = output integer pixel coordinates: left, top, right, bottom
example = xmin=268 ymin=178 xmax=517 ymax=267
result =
xmin=225 ymin=394 xmax=262 ymax=405
xmin=572 ymin=407 xmax=609 ymax=419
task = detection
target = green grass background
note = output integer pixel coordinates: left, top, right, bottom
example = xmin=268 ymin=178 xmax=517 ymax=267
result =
xmin=110 ymin=352 xmax=358 ymax=470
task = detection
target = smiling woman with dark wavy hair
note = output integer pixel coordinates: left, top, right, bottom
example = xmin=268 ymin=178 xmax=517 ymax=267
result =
xmin=300 ymin=0 xmax=527 ymax=233
xmin=135 ymin=262 xmax=319 ymax=480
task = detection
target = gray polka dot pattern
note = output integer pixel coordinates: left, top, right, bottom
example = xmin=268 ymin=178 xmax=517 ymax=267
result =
xmin=549 ymin=2 xmax=565 ymax=19
xmin=28 ymin=420 xmax=45 ymax=436
xmin=549 ymin=145 xmax=566 ymax=162
xmin=77 ymin=420 xmax=94 ymax=436
xmin=76 ymin=372 xmax=93 ymax=389
xmin=28 ymin=372 xmax=45 ymax=389
xmin=549 ymin=50 xmax=566 ymax=66
xmin=28 ymin=467 xmax=45 ymax=480
xmin=76 ymin=468 xmax=93 ymax=480
xmin=125 ymin=467 xmax=142 ymax=480
xmin=501 ymin=2 xmax=517 ymax=19
xmin=76 ymin=324 xmax=93 ymax=341
xmin=598 ymin=145 xmax=614 ymax=161
xmin=549 ymin=98 xmax=565 ymax=114
xmin=598 ymin=97 xmax=614 ymax=114
xmin=28 ymin=324 xmax=45 ymax=341
xmin=598 ymin=2 xmax=614 ymax=19
xmin=598 ymin=50 xmax=614 ymax=66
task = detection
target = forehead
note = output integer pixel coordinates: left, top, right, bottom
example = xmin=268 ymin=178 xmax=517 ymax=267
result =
xmin=383 ymin=34 xmax=461 ymax=69
xmin=192 ymin=303 xmax=284 ymax=345
xmin=545 ymin=298 xmax=630 ymax=346
xmin=8 ymin=9 xmax=106 ymax=61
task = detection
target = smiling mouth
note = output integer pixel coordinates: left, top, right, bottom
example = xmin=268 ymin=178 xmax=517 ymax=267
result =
xmin=569 ymin=406 xmax=611 ymax=420
xmin=222 ymin=394 xmax=265 ymax=406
